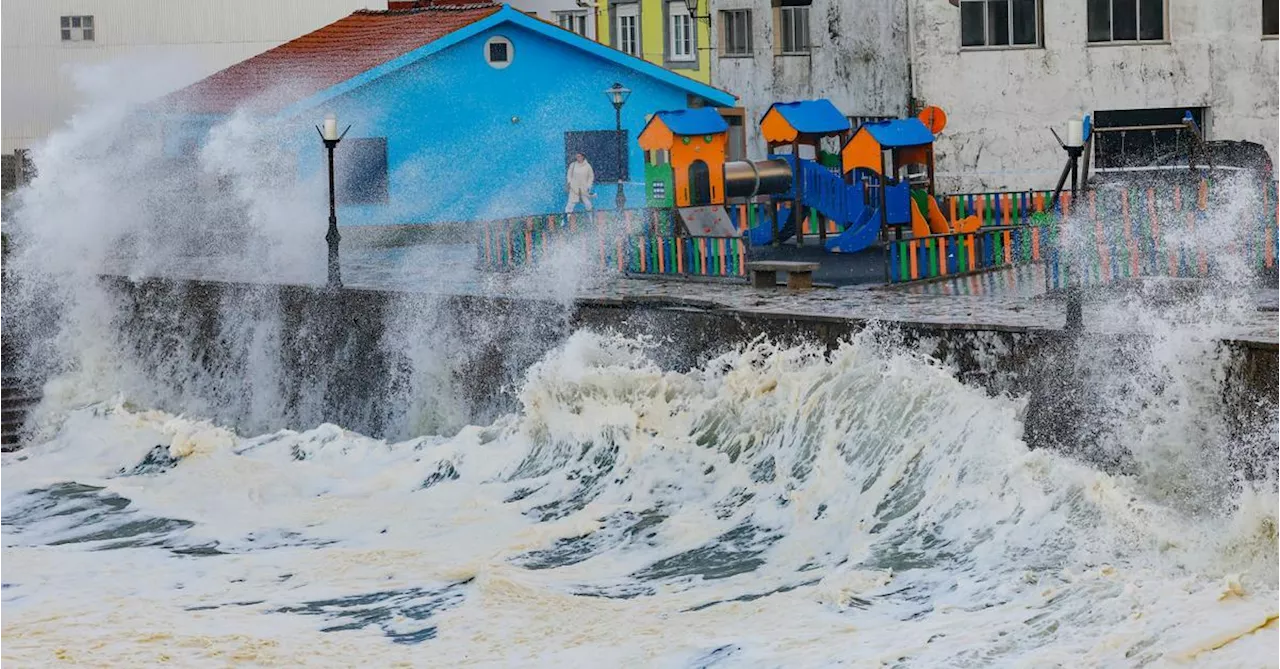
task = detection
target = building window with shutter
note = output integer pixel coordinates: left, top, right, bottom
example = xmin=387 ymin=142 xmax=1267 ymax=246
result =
xmin=1264 ymin=0 xmax=1279 ymax=37
xmin=556 ymin=11 xmax=590 ymax=37
xmin=775 ymin=0 xmax=811 ymax=55
xmin=614 ymin=4 xmax=641 ymax=56
xmin=959 ymin=0 xmax=1039 ymax=48
xmin=60 ymin=15 xmax=95 ymax=42
xmin=336 ymin=138 xmax=389 ymax=205
xmin=1087 ymin=0 xmax=1166 ymax=43
xmin=667 ymin=2 xmax=696 ymax=62
xmin=720 ymin=9 xmax=753 ymax=57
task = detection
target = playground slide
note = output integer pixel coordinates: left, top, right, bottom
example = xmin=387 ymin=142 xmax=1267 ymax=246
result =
xmin=747 ymin=204 xmax=796 ymax=245
xmin=909 ymin=196 xmax=983 ymax=237
xmin=823 ymin=204 xmax=879 ymax=253
xmin=909 ymin=198 xmax=935 ymax=237
xmin=930 ymin=196 xmax=982 ymax=234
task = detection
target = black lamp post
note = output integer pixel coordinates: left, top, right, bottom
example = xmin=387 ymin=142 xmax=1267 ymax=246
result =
xmin=604 ymin=82 xmax=632 ymax=211
xmin=316 ymin=113 xmax=350 ymax=289
xmin=682 ymin=0 xmax=712 ymax=22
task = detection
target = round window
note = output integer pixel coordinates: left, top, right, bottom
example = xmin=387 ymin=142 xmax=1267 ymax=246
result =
xmin=484 ymin=36 xmax=514 ymax=69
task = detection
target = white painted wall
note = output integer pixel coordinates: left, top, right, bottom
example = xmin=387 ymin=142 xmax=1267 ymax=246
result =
xmin=909 ymin=0 xmax=1280 ymax=192
xmin=506 ymin=0 xmax=600 ymax=39
xmin=709 ymin=0 xmax=910 ymax=160
xmin=1 ymin=0 xmax=386 ymax=153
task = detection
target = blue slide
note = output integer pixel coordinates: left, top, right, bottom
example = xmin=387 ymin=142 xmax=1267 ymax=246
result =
xmin=823 ymin=204 xmax=880 ymax=253
xmin=747 ymin=204 xmax=795 ymax=246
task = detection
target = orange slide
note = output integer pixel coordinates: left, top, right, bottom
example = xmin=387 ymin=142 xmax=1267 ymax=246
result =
xmin=911 ymin=196 xmax=981 ymax=236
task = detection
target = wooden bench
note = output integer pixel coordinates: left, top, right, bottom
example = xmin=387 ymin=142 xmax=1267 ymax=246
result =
xmin=745 ymin=261 xmax=820 ymax=290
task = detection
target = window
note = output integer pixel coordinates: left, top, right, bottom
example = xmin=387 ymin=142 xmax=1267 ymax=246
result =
xmin=484 ymin=36 xmax=513 ymax=68
xmin=60 ymin=15 xmax=95 ymax=42
xmin=960 ymin=0 xmax=1039 ymax=48
xmin=668 ymin=2 xmax=695 ymax=61
xmin=615 ymin=4 xmax=640 ymax=56
xmin=1265 ymin=0 xmax=1279 ymax=36
xmin=1091 ymin=108 xmax=1206 ymax=169
xmin=336 ymin=138 xmax=389 ymax=205
xmin=565 ymin=130 xmax=629 ymax=182
xmin=556 ymin=11 xmax=590 ymax=37
xmin=720 ymin=9 xmax=753 ymax=56
xmin=725 ymin=112 xmax=747 ymax=161
xmin=1088 ymin=0 xmax=1165 ymax=43
xmin=777 ymin=2 xmax=811 ymax=54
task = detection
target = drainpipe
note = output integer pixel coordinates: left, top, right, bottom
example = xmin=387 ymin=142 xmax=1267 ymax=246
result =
xmin=904 ymin=0 xmax=915 ymax=118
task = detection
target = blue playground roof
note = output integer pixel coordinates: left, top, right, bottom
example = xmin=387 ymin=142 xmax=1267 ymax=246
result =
xmin=655 ymin=108 xmax=729 ymax=135
xmin=766 ymin=100 xmax=851 ymax=135
xmin=861 ymin=118 xmax=935 ymax=148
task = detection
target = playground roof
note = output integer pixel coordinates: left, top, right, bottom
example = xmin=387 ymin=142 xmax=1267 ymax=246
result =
xmin=652 ymin=108 xmax=729 ymax=136
xmin=861 ymin=118 xmax=934 ymax=148
xmin=762 ymin=100 xmax=851 ymax=138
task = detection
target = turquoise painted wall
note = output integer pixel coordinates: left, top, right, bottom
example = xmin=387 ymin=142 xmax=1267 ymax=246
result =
xmin=288 ymin=21 xmax=713 ymax=227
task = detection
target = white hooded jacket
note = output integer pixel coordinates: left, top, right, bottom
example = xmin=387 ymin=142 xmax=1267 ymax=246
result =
xmin=566 ymin=159 xmax=595 ymax=194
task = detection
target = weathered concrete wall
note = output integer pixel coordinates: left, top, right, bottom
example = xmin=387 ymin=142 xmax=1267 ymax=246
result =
xmin=710 ymin=0 xmax=910 ymax=160
xmin=909 ymin=0 xmax=1280 ymax=192
xmin=49 ymin=276 xmax=1273 ymax=478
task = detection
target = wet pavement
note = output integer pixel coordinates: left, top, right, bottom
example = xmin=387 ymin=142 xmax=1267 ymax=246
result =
xmin=101 ymin=243 xmax=1279 ymax=347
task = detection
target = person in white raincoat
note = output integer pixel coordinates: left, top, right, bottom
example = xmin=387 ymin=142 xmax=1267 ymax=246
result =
xmin=564 ymin=152 xmax=595 ymax=213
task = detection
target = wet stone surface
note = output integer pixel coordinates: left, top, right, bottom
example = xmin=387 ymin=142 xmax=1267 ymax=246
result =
xmin=102 ymin=244 xmax=1279 ymax=346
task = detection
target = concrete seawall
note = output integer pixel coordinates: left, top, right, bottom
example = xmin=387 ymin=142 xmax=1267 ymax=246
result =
xmin=63 ymin=275 xmax=1272 ymax=475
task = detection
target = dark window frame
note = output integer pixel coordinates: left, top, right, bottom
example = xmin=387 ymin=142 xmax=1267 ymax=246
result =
xmin=959 ymin=0 xmax=1041 ymax=49
xmin=60 ymin=15 xmax=95 ymax=42
xmin=1088 ymin=0 xmax=1167 ymax=44
xmin=335 ymin=137 xmax=389 ymax=206
xmin=777 ymin=4 xmax=811 ymax=55
xmin=1264 ymin=0 xmax=1279 ymax=37
xmin=719 ymin=9 xmax=753 ymax=57
xmin=565 ymin=130 xmax=630 ymax=183
xmin=1091 ymin=107 xmax=1207 ymax=169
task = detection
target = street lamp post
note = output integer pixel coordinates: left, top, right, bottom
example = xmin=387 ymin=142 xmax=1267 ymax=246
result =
xmin=316 ymin=113 xmax=350 ymax=289
xmin=604 ymin=82 xmax=631 ymax=211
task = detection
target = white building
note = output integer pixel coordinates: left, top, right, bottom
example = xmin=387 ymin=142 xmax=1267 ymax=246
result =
xmin=908 ymin=0 xmax=1279 ymax=191
xmin=1 ymin=0 xmax=386 ymax=156
xmin=505 ymin=0 xmax=599 ymax=40
xmin=708 ymin=0 xmax=910 ymax=160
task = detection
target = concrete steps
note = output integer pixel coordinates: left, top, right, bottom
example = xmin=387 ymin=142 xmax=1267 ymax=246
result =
xmin=1 ymin=375 xmax=41 ymax=451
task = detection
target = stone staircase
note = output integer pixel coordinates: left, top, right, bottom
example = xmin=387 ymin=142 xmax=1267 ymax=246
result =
xmin=1 ymin=374 xmax=40 ymax=451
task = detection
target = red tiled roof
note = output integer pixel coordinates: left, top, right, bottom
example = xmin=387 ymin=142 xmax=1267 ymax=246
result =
xmin=162 ymin=2 xmax=502 ymax=114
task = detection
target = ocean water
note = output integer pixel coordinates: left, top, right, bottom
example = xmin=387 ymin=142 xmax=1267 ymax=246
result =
xmin=3 ymin=330 xmax=1276 ymax=667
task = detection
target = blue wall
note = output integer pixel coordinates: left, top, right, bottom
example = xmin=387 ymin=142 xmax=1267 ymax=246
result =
xmin=288 ymin=21 xmax=717 ymax=226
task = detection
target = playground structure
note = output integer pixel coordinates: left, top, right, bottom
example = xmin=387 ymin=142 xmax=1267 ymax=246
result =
xmin=477 ymin=101 xmax=1277 ymax=289
xmin=638 ymin=108 xmax=792 ymax=237
xmin=641 ymin=99 xmax=986 ymax=256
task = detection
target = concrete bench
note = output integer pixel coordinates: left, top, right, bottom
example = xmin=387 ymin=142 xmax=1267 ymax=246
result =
xmin=745 ymin=261 xmax=820 ymax=290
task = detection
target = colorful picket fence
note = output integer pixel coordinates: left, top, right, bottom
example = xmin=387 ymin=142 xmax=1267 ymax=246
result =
xmin=1044 ymin=181 xmax=1278 ymax=289
xmin=622 ymin=235 xmax=748 ymax=278
xmin=476 ymin=208 xmax=746 ymax=280
xmin=477 ymin=208 xmax=680 ymax=271
xmin=886 ymin=223 xmax=1049 ymax=283
xmin=942 ymin=190 xmax=1056 ymax=227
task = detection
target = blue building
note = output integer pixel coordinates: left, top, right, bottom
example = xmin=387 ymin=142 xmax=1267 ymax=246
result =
xmin=161 ymin=1 xmax=736 ymax=228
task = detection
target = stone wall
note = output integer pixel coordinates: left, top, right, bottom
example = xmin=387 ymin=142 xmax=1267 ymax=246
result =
xmin=81 ymin=276 xmax=1275 ymax=476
